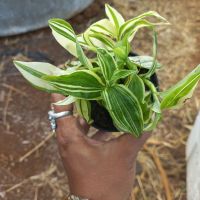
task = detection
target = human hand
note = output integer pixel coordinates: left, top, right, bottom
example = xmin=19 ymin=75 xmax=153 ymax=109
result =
xmin=51 ymin=94 xmax=150 ymax=200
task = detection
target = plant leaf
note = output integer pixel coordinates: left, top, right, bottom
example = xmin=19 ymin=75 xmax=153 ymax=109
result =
xmin=97 ymin=48 xmax=117 ymax=83
xmin=102 ymin=84 xmax=143 ymax=137
xmin=48 ymin=18 xmax=78 ymax=57
xmin=129 ymin=56 xmax=161 ymax=70
xmin=160 ymin=65 xmax=200 ymax=109
xmin=42 ymin=70 xmax=105 ymax=99
xmin=119 ymin=11 xmax=169 ymax=39
xmin=143 ymin=31 xmax=158 ymax=78
xmin=76 ymin=39 xmax=93 ymax=69
xmin=89 ymin=32 xmax=115 ymax=49
xmin=53 ymin=96 xmax=76 ymax=106
xmin=75 ymin=99 xmax=93 ymax=124
xmin=89 ymin=18 xmax=116 ymax=37
xmin=126 ymin=74 xmax=145 ymax=103
xmin=105 ymin=4 xmax=125 ymax=35
xmin=13 ymin=61 xmax=67 ymax=93
xmin=111 ymin=69 xmax=136 ymax=83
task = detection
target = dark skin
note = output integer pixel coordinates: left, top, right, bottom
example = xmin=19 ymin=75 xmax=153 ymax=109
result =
xmin=51 ymin=94 xmax=150 ymax=200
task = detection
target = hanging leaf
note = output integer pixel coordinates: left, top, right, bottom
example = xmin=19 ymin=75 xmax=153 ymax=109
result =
xmin=160 ymin=65 xmax=200 ymax=109
xmin=102 ymin=84 xmax=143 ymax=137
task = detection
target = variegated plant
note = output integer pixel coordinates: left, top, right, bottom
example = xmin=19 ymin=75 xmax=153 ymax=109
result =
xmin=14 ymin=4 xmax=200 ymax=137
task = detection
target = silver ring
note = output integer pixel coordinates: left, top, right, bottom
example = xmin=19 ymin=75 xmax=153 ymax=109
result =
xmin=48 ymin=110 xmax=72 ymax=132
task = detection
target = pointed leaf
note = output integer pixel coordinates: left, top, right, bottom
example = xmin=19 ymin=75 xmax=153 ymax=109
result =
xmin=105 ymin=4 xmax=125 ymax=34
xmin=13 ymin=61 xmax=67 ymax=93
xmin=119 ymin=11 xmax=169 ymax=39
xmin=49 ymin=18 xmax=77 ymax=57
xmin=160 ymin=65 xmax=200 ymax=109
xmin=42 ymin=70 xmax=105 ymax=99
xmin=102 ymin=85 xmax=143 ymax=137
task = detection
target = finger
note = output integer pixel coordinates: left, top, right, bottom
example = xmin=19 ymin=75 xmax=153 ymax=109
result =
xmin=51 ymin=94 xmax=83 ymax=143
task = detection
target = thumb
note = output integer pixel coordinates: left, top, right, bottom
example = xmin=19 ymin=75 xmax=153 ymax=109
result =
xmin=51 ymin=94 xmax=84 ymax=144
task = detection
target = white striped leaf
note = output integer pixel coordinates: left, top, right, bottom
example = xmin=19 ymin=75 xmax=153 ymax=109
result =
xmin=97 ymin=48 xmax=117 ymax=83
xmin=129 ymin=56 xmax=161 ymax=70
xmin=48 ymin=18 xmax=77 ymax=57
xmin=42 ymin=70 xmax=105 ymax=99
xmin=76 ymin=39 xmax=93 ymax=69
xmin=126 ymin=74 xmax=145 ymax=103
xmin=119 ymin=11 xmax=169 ymax=39
xmin=105 ymin=4 xmax=125 ymax=35
xmin=75 ymin=99 xmax=93 ymax=124
xmin=102 ymin=85 xmax=143 ymax=137
xmin=89 ymin=18 xmax=116 ymax=37
xmin=13 ymin=61 xmax=68 ymax=93
xmin=160 ymin=65 xmax=200 ymax=109
xmin=111 ymin=69 xmax=136 ymax=84
xmin=53 ymin=96 xmax=76 ymax=106
xmin=142 ymin=31 xmax=158 ymax=78
xmin=89 ymin=32 xmax=115 ymax=49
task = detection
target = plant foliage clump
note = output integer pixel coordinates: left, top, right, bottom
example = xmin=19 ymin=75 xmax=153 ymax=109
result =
xmin=14 ymin=4 xmax=200 ymax=137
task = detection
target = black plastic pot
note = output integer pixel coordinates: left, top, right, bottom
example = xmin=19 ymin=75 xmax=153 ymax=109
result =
xmin=91 ymin=53 xmax=159 ymax=132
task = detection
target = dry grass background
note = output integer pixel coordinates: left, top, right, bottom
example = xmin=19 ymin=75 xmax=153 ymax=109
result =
xmin=0 ymin=0 xmax=200 ymax=199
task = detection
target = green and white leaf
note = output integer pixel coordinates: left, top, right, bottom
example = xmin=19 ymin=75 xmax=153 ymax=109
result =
xmin=105 ymin=4 xmax=125 ymax=35
xmin=13 ymin=61 xmax=68 ymax=93
xmin=160 ymin=64 xmax=200 ymax=109
xmin=49 ymin=18 xmax=77 ymax=57
xmin=144 ymin=112 xmax=161 ymax=131
xmin=142 ymin=31 xmax=158 ymax=78
xmin=102 ymin=84 xmax=143 ymax=137
xmin=89 ymin=32 xmax=115 ymax=49
xmin=76 ymin=39 xmax=93 ymax=69
xmin=129 ymin=56 xmax=161 ymax=70
xmin=53 ymin=96 xmax=76 ymax=106
xmin=119 ymin=10 xmax=169 ymax=39
xmin=89 ymin=18 xmax=116 ymax=37
xmin=75 ymin=99 xmax=93 ymax=124
xmin=42 ymin=70 xmax=105 ymax=99
xmin=126 ymin=74 xmax=145 ymax=102
xmin=111 ymin=69 xmax=136 ymax=84
xmin=97 ymin=48 xmax=117 ymax=83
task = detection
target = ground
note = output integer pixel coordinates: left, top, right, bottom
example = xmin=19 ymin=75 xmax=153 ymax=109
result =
xmin=0 ymin=0 xmax=200 ymax=199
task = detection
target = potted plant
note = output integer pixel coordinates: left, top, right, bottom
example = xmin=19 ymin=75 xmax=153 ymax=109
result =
xmin=14 ymin=4 xmax=200 ymax=137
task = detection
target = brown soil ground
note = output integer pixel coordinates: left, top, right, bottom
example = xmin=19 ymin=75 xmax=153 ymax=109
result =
xmin=0 ymin=0 xmax=200 ymax=199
